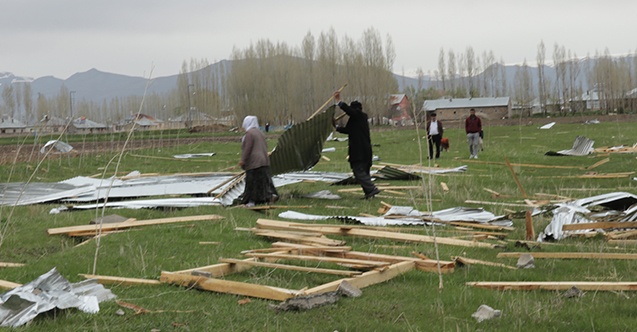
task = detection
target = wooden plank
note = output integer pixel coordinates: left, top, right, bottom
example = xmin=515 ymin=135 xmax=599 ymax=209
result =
xmin=256 ymin=219 xmax=495 ymax=248
xmin=467 ymin=281 xmax=637 ymax=291
xmin=303 ymin=260 xmax=415 ymax=295
xmin=243 ymin=253 xmax=390 ymax=267
xmin=79 ymin=274 xmax=161 ymax=285
xmin=337 ymin=186 xmax=421 ymax=193
xmin=251 ymin=229 xmax=346 ymax=246
xmin=525 ymin=210 xmax=535 ymax=241
xmin=438 ymin=221 xmax=514 ymax=231
xmin=586 ymin=157 xmax=610 ymax=170
xmin=606 ymin=229 xmax=637 ymax=240
xmin=453 ymin=256 xmax=517 ymax=270
xmin=0 ymin=262 xmax=25 ymax=268
xmin=0 ymin=280 xmax=21 ymax=290
xmin=563 ymin=221 xmax=637 ymax=231
xmin=608 ymin=239 xmax=637 ymax=245
xmin=330 ymin=251 xmax=454 ymax=274
xmin=497 ymin=252 xmax=637 ymax=260
xmin=218 ymin=258 xmax=361 ymax=276
xmin=464 ymin=200 xmax=530 ymax=207
xmin=160 ymin=271 xmax=299 ymax=301
xmin=241 ymin=246 xmax=351 ymax=254
xmin=48 ymin=214 xmax=224 ymax=235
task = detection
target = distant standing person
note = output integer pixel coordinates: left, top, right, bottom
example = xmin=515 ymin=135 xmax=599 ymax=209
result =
xmin=265 ymin=122 xmax=270 ymax=132
xmin=425 ymin=112 xmax=443 ymax=159
xmin=239 ymin=115 xmax=278 ymax=207
xmin=465 ymin=108 xmax=482 ymax=159
xmin=333 ymin=91 xmax=380 ymax=199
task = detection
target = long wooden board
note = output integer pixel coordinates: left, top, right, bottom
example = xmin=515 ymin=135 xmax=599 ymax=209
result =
xmin=48 ymin=214 xmax=224 ymax=235
xmin=467 ymin=281 xmax=637 ymax=291
xmin=243 ymin=253 xmax=390 ymax=267
xmin=0 ymin=280 xmax=21 ymax=290
xmin=79 ymin=274 xmax=161 ymax=285
xmin=160 ymin=271 xmax=300 ymax=301
xmin=255 ymin=219 xmax=495 ymax=248
xmin=562 ymin=221 xmax=637 ymax=231
xmin=218 ymin=258 xmax=361 ymax=276
xmin=303 ymin=261 xmax=415 ymax=295
xmin=497 ymin=252 xmax=637 ymax=260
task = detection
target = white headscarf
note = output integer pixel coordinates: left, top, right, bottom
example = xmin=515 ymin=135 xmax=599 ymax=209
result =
xmin=242 ymin=116 xmax=259 ymax=131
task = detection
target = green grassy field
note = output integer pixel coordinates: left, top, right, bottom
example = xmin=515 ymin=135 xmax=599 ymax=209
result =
xmin=1 ymin=117 xmax=637 ymax=331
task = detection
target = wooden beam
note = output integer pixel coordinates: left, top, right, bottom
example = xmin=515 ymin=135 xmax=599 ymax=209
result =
xmin=303 ymin=261 xmax=415 ymax=295
xmin=504 ymin=157 xmax=527 ymax=198
xmin=47 ymin=214 xmax=224 ymax=235
xmin=0 ymin=262 xmax=25 ymax=268
xmin=0 ymin=280 xmax=21 ymax=290
xmin=467 ymin=281 xmax=637 ymax=291
xmin=497 ymin=252 xmax=637 ymax=260
xmin=452 ymin=256 xmax=516 ymax=270
xmin=525 ymin=210 xmax=535 ymax=241
xmin=464 ymin=200 xmax=531 ymax=207
xmin=160 ymin=271 xmax=299 ymax=301
xmin=79 ymin=274 xmax=161 ymax=285
xmin=256 ymin=219 xmax=496 ymax=248
xmin=243 ymin=253 xmax=390 ymax=267
xmin=563 ymin=221 xmax=637 ymax=231
xmin=250 ymin=229 xmax=347 ymax=246
xmin=438 ymin=221 xmax=514 ymax=232
xmin=586 ymin=157 xmax=610 ymax=170
xmin=218 ymin=258 xmax=361 ymax=276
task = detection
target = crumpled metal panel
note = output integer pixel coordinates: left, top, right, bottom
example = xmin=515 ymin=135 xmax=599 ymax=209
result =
xmin=269 ymin=106 xmax=335 ymax=175
xmin=373 ymin=166 xmax=422 ymax=180
xmin=278 ymin=205 xmax=511 ymax=227
xmin=0 ymin=267 xmax=116 ymax=327
xmin=538 ymin=192 xmax=637 ymax=241
xmin=547 ymin=136 xmax=594 ymax=156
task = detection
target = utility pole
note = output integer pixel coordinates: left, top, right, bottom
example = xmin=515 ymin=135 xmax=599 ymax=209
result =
xmin=187 ymin=84 xmax=194 ymax=130
xmin=69 ymin=91 xmax=76 ymax=133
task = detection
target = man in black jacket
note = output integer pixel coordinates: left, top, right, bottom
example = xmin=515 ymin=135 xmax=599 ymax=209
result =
xmin=333 ymin=91 xmax=380 ymax=199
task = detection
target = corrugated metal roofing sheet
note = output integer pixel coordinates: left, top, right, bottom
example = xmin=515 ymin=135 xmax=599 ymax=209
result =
xmin=269 ymin=106 xmax=335 ymax=175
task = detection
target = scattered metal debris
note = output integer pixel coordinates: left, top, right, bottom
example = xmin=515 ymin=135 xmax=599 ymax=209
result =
xmin=303 ymin=190 xmax=341 ymax=200
xmin=173 ymin=153 xmax=215 ymax=159
xmin=471 ymin=304 xmax=502 ymax=322
xmin=538 ymin=192 xmax=637 ymax=241
xmin=545 ymin=136 xmax=594 ymax=156
xmin=0 ymin=267 xmax=116 ymax=327
xmin=539 ymin=122 xmax=556 ymax=129
xmin=40 ymin=140 xmax=73 ymax=154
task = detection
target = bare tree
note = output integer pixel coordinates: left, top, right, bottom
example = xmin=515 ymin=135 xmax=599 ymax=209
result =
xmin=513 ymin=59 xmax=534 ymax=117
xmin=536 ymin=40 xmax=548 ymax=116
xmin=438 ymin=48 xmax=446 ymax=92
xmin=447 ymin=49 xmax=456 ymax=94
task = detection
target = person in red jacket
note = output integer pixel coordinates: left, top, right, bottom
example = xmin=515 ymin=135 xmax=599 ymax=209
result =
xmin=465 ymin=108 xmax=482 ymax=159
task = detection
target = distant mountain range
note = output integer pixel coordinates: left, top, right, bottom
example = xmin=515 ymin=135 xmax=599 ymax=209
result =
xmin=2 ymin=56 xmax=633 ymax=105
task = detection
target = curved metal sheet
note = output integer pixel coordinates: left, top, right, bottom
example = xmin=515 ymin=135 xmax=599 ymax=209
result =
xmin=269 ymin=106 xmax=336 ymax=175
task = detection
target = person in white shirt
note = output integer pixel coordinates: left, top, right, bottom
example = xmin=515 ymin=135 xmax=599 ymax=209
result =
xmin=425 ymin=112 xmax=444 ymax=159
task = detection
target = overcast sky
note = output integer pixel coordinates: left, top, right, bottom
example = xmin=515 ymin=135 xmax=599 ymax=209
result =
xmin=3 ymin=0 xmax=635 ymax=80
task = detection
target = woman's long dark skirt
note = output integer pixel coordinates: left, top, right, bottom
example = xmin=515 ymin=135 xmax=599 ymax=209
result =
xmin=240 ymin=166 xmax=278 ymax=205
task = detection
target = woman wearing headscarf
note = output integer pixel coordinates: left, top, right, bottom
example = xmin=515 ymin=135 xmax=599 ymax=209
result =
xmin=239 ymin=115 xmax=278 ymax=206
